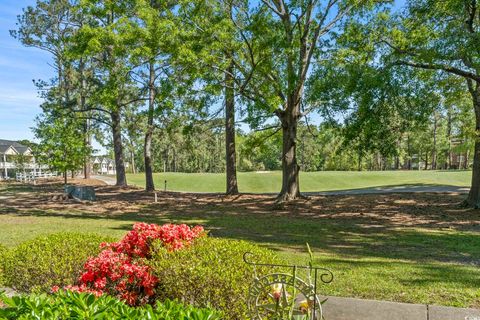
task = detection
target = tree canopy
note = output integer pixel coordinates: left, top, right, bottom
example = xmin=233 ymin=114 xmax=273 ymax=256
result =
xmin=13 ymin=0 xmax=480 ymax=205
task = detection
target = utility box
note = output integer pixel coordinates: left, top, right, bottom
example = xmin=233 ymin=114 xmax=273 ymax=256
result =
xmin=64 ymin=185 xmax=96 ymax=201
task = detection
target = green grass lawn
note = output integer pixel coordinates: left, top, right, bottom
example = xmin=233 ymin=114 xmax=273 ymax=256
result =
xmin=1 ymin=182 xmax=479 ymax=308
xmin=126 ymin=170 xmax=471 ymax=193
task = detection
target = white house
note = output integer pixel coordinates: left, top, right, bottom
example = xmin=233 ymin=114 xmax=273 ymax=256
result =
xmin=92 ymin=156 xmax=117 ymax=175
xmin=0 ymin=139 xmax=47 ymax=180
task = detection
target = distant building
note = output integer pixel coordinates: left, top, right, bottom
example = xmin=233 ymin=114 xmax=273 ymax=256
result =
xmin=92 ymin=156 xmax=129 ymax=175
xmin=0 ymin=139 xmax=47 ymax=180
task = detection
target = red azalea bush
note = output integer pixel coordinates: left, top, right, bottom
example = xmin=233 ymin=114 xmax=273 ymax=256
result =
xmin=61 ymin=223 xmax=205 ymax=305
xmin=108 ymin=223 xmax=205 ymax=258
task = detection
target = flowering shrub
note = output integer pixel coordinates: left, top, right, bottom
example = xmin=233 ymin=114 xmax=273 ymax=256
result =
xmin=63 ymin=249 xmax=158 ymax=305
xmin=107 ymin=223 xmax=205 ymax=258
xmin=64 ymin=223 xmax=205 ymax=306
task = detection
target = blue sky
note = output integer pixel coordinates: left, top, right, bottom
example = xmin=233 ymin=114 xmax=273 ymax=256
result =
xmin=0 ymin=0 xmax=53 ymax=141
xmin=0 ymin=0 xmax=406 ymax=142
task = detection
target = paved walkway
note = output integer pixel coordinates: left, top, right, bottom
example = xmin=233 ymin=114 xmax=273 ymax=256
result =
xmin=309 ymin=185 xmax=470 ymax=196
xmin=321 ymin=295 xmax=480 ymax=320
xmin=92 ymin=175 xmax=116 ymax=186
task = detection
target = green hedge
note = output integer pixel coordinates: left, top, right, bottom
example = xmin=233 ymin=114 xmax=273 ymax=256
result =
xmin=0 ymin=290 xmax=222 ymax=319
xmin=0 ymin=244 xmax=7 ymax=286
xmin=3 ymin=233 xmax=115 ymax=293
xmin=150 ymin=237 xmax=282 ymax=319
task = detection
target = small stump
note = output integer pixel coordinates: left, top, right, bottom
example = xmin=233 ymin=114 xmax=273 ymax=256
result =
xmin=64 ymin=185 xmax=96 ymax=201
xmin=51 ymin=194 xmax=69 ymax=201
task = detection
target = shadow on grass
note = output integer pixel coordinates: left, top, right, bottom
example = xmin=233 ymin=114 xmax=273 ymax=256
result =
xmin=2 ymin=183 xmax=479 ymax=265
xmin=2 ymin=183 xmax=480 ymax=308
xmin=3 ymin=201 xmax=479 ymax=267
xmin=313 ymin=257 xmax=480 ymax=289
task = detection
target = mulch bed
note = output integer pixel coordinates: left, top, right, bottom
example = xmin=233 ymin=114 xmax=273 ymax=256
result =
xmin=1 ymin=179 xmax=479 ymax=232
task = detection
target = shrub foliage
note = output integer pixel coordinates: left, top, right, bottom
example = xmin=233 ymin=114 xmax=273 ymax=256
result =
xmin=149 ymin=237 xmax=282 ymax=319
xmin=0 ymin=290 xmax=221 ymax=320
xmin=2 ymin=224 xmax=282 ymax=319
xmin=3 ymin=233 xmax=115 ymax=293
xmin=0 ymin=244 xmax=7 ymax=286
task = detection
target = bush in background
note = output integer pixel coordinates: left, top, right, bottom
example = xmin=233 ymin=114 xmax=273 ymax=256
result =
xmin=0 ymin=290 xmax=222 ymax=319
xmin=0 ymin=244 xmax=7 ymax=286
xmin=149 ymin=237 xmax=282 ymax=319
xmin=3 ymin=233 xmax=115 ymax=293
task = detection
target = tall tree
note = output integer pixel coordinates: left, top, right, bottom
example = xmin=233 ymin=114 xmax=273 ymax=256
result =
xmin=224 ymin=1 xmax=239 ymax=195
xmin=225 ymin=59 xmax=239 ymax=194
xmin=178 ymin=0 xmax=240 ymax=194
xmin=34 ymin=94 xmax=91 ymax=185
xmin=379 ymin=0 xmax=480 ymax=207
xmin=228 ymin=0 xmax=385 ymax=201
xmin=127 ymin=0 xmax=179 ymax=191
xmin=71 ymin=0 xmax=143 ymax=187
xmin=12 ymin=0 xmax=95 ymax=180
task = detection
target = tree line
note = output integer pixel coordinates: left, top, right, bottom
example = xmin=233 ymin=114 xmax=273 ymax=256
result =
xmin=128 ymin=105 xmax=475 ymax=174
xmin=13 ymin=0 xmax=480 ymax=206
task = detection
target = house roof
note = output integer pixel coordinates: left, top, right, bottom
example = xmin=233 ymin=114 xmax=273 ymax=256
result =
xmin=14 ymin=146 xmax=29 ymax=154
xmin=0 ymin=139 xmax=30 ymax=155
xmin=0 ymin=139 xmax=13 ymax=146
xmin=0 ymin=145 xmax=12 ymax=154
xmin=93 ymin=156 xmax=115 ymax=163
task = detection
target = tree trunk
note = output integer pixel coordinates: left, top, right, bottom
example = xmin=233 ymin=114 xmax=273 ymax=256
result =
xmin=406 ymin=134 xmax=412 ymax=170
xmin=144 ymin=61 xmax=155 ymax=191
xmin=225 ymin=61 xmax=238 ymax=195
xmin=357 ymin=150 xmax=362 ymax=171
xmin=446 ymin=107 xmax=452 ymax=169
xmin=64 ymin=170 xmax=67 ymax=185
xmin=80 ymin=58 xmax=91 ymax=180
xmin=83 ymin=130 xmax=91 ymax=179
xmin=164 ymin=149 xmax=168 ymax=172
xmin=277 ymin=99 xmax=301 ymax=201
xmin=111 ymin=109 xmax=127 ymax=187
xmin=395 ymin=136 xmax=401 ymax=170
xmin=130 ymin=149 xmax=136 ymax=174
xmin=173 ymin=148 xmax=177 ymax=172
xmin=464 ymin=80 xmax=480 ymax=207
xmin=432 ymin=112 xmax=437 ymax=170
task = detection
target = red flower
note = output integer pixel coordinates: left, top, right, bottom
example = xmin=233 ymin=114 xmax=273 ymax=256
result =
xmin=81 ymin=271 xmax=95 ymax=283
xmin=59 ymin=223 xmax=204 ymax=306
